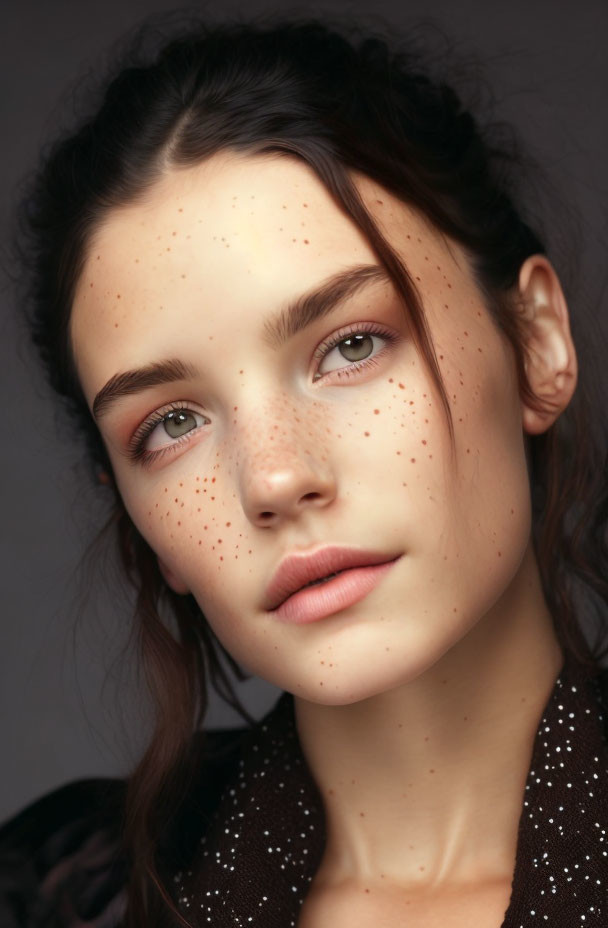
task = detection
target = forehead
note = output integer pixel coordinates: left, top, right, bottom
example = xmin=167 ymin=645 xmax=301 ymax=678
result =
xmin=70 ymin=152 xmax=460 ymax=403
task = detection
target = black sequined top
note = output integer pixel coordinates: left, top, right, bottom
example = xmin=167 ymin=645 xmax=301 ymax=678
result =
xmin=2 ymin=651 xmax=607 ymax=927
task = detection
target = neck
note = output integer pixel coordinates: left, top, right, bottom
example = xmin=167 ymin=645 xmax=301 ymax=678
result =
xmin=294 ymin=542 xmax=564 ymax=890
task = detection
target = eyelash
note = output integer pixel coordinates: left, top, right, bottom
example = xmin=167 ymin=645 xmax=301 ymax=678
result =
xmin=313 ymin=322 xmax=397 ymax=379
xmin=127 ymin=322 xmax=398 ymax=467
xmin=126 ymin=401 xmax=202 ymax=468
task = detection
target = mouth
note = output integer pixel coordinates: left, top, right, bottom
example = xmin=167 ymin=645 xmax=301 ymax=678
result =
xmin=298 ymin=570 xmax=343 ymax=590
xmin=264 ymin=545 xmax=401 ymax=613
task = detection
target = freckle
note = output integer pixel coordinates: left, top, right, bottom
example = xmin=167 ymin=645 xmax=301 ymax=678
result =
xmin=114 ymin=322 xmax=119 ymax=328
xmin=422 ymin=440 xmax=427 ymax=445
xmin=172 ymin=231 xmax=177 ymax=236
xmin=398 ymin=383 xmax=405 ymax=389
xmin=204 ymin=525 xmax=208 ymax=530
xmin=396 ymin=450 xmax=401 ymax=455
xmin=463 ymin=716 xmax=468 ymax=721
xmin=429 ymin=769 xmax=435 ymax=774
xmin=419 ymin=866 xmax=425 ymax=872
xmin=498 ymin=551 xmax=502 ymax=557
xmin=304 ymin=239 xmax=310 ymax=244
xmin=410 ymin=458 xmax=416 ymax=463
xmin=415 ymin=276 xmax=421 ymax=281
xmin=211 ymin=496 xmax=215 ymax=500
xmin=511 ymin=508 xmax=514 ymax=514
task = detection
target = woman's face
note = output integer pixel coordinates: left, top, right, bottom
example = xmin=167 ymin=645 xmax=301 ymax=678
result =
xmin=70 ymin=152 xmax=534 ymax=704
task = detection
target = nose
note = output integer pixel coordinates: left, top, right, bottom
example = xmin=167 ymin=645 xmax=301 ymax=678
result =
xmin=238 ymin=429 xmax=337 ymax=529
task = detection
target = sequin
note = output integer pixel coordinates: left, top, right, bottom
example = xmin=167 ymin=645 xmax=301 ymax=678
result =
xmin=176 ymin=652 xmax=608 ymax=926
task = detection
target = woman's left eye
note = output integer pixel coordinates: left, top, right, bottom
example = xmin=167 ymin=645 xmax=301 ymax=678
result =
xmin=314 ymin=324 xmax=396 ymax=379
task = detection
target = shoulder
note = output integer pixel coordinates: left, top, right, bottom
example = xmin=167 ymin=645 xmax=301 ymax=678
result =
xmin=0 ymin=777 xmax=127 ymax=927
xmin=0 ymin=727 xmax=248 ymax=927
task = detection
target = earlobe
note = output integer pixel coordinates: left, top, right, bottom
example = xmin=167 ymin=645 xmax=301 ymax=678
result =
xmin=517 ymin=255 xmax=578 ymax=436
xmin=157 ymin=556 xmax=190 ymax=595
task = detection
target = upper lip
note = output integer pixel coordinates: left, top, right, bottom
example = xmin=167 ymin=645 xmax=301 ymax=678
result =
xmin=263 ymin=545 xmax=400 ymax=611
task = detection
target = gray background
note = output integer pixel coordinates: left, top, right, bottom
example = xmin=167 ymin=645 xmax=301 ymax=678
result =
xmin=1 ymin=0 xmax=606 ymax=823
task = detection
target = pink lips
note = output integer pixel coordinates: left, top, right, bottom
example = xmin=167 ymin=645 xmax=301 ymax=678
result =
xmin=264 ymin=545 xmax=401 ymax=624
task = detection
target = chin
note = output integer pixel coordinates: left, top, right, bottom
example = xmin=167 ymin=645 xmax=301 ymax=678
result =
xmin=287 ymin=658 xmax=432 ymax=707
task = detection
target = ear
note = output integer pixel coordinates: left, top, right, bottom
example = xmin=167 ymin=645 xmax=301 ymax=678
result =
xmin=157 ymin=556 xmax=190 ymax=595
xmin=517 ymin=255 xmax=578 ymax=435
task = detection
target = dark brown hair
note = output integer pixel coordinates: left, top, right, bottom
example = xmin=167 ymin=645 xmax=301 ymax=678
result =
xmin=17 ymin=15 xmax=608 ymax=926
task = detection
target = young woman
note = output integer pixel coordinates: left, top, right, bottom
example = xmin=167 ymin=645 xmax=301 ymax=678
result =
xmin=1 ymin=16 xmax=607 ymax=928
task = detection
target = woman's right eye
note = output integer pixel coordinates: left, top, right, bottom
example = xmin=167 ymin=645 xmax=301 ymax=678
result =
xmin=146 ymin=409 xmax=205 ymax=449
xmin=127 ymin=405 xmax=209 ymax=466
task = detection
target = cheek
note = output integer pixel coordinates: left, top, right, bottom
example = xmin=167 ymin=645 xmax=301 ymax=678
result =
xmin=436 ymin=329 xmax=531 ymax=573
xmin=120 ymin=467 xmax=244 ymax=588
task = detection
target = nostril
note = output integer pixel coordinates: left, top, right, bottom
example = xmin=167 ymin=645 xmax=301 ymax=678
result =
xmin=301 ymin=492 xmax=322 ymax=503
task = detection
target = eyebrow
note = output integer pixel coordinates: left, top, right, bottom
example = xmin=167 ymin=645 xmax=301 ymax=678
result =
xmin=93 ymin=358 xmax=198 ymax=420
xmin=92 ymin=263 xmax=389 ymax=420
xmin=262 ymin=262 xmax=389 ymax=349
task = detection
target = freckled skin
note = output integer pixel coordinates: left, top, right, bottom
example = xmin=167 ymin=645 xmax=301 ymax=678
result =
xmin=72 ymin=152 xmax=552 ymax=708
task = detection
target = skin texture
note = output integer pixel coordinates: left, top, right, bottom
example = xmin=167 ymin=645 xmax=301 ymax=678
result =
xmin=70 ymin=152 xmax=577 ymax=913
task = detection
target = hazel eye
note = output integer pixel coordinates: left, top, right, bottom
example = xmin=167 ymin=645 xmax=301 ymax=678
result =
xmin=164 ymin=410 xmax=198 ymax=438
xmin=145 ymin=409 xmax=206 ymax=451
xmin=317 ymin=332 xmax=383 ymax=375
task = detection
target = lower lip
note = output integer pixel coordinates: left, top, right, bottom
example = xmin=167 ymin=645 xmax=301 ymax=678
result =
xmin=271 ymin=558 xmax=400 ymax=624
